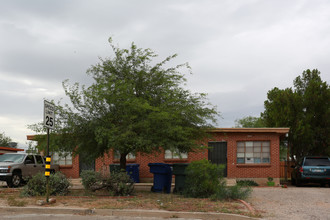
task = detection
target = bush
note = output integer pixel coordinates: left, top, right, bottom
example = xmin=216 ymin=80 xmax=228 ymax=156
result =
xmin=80 ymin=170 xmax=134 ymax=196
xmin=211 ymin=184 xmax=252 ymax=201
xmin=183 ymin=159 xmax=225 ymax=198
xmin=21 ymin=172 xmax=71 ymax=196
xmin=105 ymin=172 xmax=134 ymax=196
xmin=236 ymin=179 xmax=259 ymax=187
xmin=80 ymin=170 xmax=102 ymax=191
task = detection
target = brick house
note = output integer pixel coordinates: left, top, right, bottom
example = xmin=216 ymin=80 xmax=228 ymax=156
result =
xmin=27 ymin=127 xmax=289 ymax=185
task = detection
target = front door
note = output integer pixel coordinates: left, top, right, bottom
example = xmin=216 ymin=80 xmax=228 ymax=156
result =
xmin=79 ymin=151 xmax=95 ymax=175
xmin=208 ymin=142 xmax=227 ymax=177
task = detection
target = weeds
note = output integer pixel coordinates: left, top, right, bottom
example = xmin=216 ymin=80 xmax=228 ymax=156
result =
xmin=7 ymin=196 xmax=27 ymax=207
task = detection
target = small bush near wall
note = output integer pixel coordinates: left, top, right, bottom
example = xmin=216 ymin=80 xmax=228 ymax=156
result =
xmin=183 ymin=159 xmax=253 ymax=201
xmin=80 ymin=170 xmax=134 ymax=196
xmin=211 ymin=184 xmax=252 ymax=201
xmin=80 ymin=170 xmax=102 ymax=190
xmin=183 ymin=159 xmax=225 ymax=198
xmin=236 ymin=179 xmax=259 ymax=187
xmin=21 ymin=172 xmax=71 ymax=196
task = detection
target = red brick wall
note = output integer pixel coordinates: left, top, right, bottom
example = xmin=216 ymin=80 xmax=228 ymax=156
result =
xmin=65 ymin=131 xmax=282 ymax=181
xmin=94 ymin=149 xmax=207 ymax=180
xmin=59 ymin=154 xmax=80 ymax=178
xmin=209 ymin=132 xmax=280 ymax=179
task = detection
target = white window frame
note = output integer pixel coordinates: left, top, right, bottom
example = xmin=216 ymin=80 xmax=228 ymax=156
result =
xmin=52 ymin=152 xmax=73 ymax=165
xmin=165 ymin=149 xmax=188 ymax=159
xmin=114 ymin=151 xmax=136 ymax=160
xmin=237 ymin=141 xmax=270 ymax=164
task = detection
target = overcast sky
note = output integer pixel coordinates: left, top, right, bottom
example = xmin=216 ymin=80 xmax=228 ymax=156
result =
xmin=1 ymin=0 xmax=329 ymax=148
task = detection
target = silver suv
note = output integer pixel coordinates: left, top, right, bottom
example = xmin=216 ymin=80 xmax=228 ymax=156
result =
xmin=0 ymin=153 xmax=59 ymax=187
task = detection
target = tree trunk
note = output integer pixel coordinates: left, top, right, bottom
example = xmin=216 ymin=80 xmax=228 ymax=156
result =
xmin=120 ymin=153 xmax=127 ymax=171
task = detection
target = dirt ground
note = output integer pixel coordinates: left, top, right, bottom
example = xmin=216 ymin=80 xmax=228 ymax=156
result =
xmin=0 ymin=188 xmax=255 ymax=218
xmin=248 ymin=185 xmax=330 ymax=220
xmin=1 ymin=183 xmax=329 ymax=219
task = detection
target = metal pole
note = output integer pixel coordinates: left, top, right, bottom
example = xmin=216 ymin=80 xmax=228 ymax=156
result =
xmin=46 ymin=128 xmax=50 ymax=203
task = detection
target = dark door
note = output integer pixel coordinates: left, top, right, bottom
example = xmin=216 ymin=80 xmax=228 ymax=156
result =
xmin=79 ymin=151 xmax=95 ymax=175
xmin=208 ymin=142 xmax=227 ymax=177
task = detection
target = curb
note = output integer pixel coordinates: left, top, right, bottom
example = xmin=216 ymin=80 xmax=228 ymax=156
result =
xmin=0 ymin=207 xmax=258 ymax=220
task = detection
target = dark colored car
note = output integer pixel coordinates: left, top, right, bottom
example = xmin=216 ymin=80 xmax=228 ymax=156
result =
xmin=291 ymin=156 xmax=330 ymax=187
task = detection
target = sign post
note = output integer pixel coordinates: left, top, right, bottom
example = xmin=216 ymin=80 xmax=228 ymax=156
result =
xmin=43 ymin=100 xmax=55 ymax=203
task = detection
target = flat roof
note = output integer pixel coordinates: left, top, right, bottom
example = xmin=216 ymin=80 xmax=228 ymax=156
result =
xmin=209 ymin=128 xmax=290 ymax=134
xmin=0 ymin=146 xmax=24 ymax=152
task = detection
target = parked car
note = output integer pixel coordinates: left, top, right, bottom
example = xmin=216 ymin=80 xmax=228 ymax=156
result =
xmin=291 ymin=156 xmax=330 ymax=187
xmin=0 ymin=153 xmax=59 ymax=187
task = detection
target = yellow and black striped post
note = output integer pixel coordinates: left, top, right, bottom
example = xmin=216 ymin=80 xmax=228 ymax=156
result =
xmin=45 ymin=155 xmax=51 ymax=203
xmin=45 ymin=156 xmax=51 ymax=177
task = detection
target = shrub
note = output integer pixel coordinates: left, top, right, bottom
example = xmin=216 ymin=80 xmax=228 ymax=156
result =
xmin=80 ymin=170 xmax=134 ymax=196
xmin=211 ymin=184 xmax=252 ymax=201
xmin=183 ymin=159 xmax=225 ymax=198
xmin=236 ymin=179 xmax=259 ymax=187
xmin=21 ymin=172 xmax=71 ymax=196
xmin=80 ymin=170 xmax=102 ymax=191
xmin=105 ymin=172 xmax=134 ymax=196
xmin=49 ymin=172 xmax=71 ymax=195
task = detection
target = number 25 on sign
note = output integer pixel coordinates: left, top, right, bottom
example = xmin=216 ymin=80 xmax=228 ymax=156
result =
xmin=44 ymin=100 xmax=55 ymax=129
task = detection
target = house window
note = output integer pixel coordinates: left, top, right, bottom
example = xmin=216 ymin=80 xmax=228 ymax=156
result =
xmin=52 ymin=152 xmax=72 ymax=165
xmin=114 ymin=151 xmax=136 ymax=160
xmin=237 ymin=141 xmax=270 ymax=164
xmin=165 ymin=149 xmax=188 ymax=159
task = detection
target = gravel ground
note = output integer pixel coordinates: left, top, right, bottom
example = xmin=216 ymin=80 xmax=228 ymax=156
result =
xmin=248 ymin=186 xmax=330 ymax=220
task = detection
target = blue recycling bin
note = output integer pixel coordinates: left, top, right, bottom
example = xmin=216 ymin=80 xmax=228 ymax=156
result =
xmin=109 ymin=164 xmax=140 ymax=183
xmin=126 ymin=164 xmax=140 ymax=183
xmin=148 ymin=163 xmax=172 ymax=193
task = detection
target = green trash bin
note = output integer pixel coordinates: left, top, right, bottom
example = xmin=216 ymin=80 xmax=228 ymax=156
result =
xmin=172 ymin=163 xmax=189 ymax=194
xmin=109 ymin=164 xmax=121 ymax=173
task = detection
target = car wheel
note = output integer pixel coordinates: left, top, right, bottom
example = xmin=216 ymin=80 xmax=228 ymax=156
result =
xmin=7 ymin=172 xmax=22 ymax=188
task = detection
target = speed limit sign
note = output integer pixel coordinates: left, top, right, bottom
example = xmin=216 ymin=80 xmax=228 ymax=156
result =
xmin=44 ymin=100 xmax=55 ymax=129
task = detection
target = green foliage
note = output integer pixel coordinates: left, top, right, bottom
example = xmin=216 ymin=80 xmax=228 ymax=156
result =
xmin=49 ymin=172 xmax=71 ymax=195
xmin=80 ymin=170 xmax=102 ymax=191
xmin=267 ymin=177 xmax=274 ymax=182
xmin=28 ymin=38 xmax=219 ymax=169
xmin=183 ymin=159 xmax=225 ymax=198
xmin=183 ymin=160 xmax=253 ymax=201
xmin=234 ymin=116 xmax=265 ymax=128
xmin=236 ymin=179 xmax=259 ymax=186
xmin=21 ymin=172 xmax=71 ymax=197
xmin=0 ymin=132 xmax=12 ymax=147
xmin=211 ymin=184 xmax=252 ymax=201
xmin=80 ymin=170 xmax=134 ymax=196
xmin=262 ymin=69 xmax=330 ymax=162
xmin=105 ymin=172 xmax=134 ymax=196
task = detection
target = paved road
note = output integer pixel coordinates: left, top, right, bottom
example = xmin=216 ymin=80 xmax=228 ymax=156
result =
xmin=249 ymin=186 xmax=330 ymax=220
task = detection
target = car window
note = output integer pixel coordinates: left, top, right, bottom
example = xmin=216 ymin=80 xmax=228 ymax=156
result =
xmin=35 ymin=155 xmax=44 ymax=164
xmin=25 ymin=155 xmax=35 ymax=164
xmin=304 ymin=158 xmax=330 ymax=166
xmin=0 ymin=154 xmax=25 ymax=163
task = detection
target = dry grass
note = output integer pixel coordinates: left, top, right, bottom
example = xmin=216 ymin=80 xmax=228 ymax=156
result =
xmin=0 ymin=188 xmax=257 ymax=217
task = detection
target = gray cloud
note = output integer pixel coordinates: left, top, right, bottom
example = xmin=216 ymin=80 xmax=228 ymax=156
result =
xmin=0 ymin=0 xmax=329 ymax=148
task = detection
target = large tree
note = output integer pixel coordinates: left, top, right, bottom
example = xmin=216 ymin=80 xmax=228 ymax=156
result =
xmin=29 ymin=39 xmax=218 ymax=169
xmin=0 ymin=132 xmax=12 ymax=147
xmin=262 ymin=69 xmax=330 ymax=162
xmin=234 ymin=116 xmax=265 ymax=128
